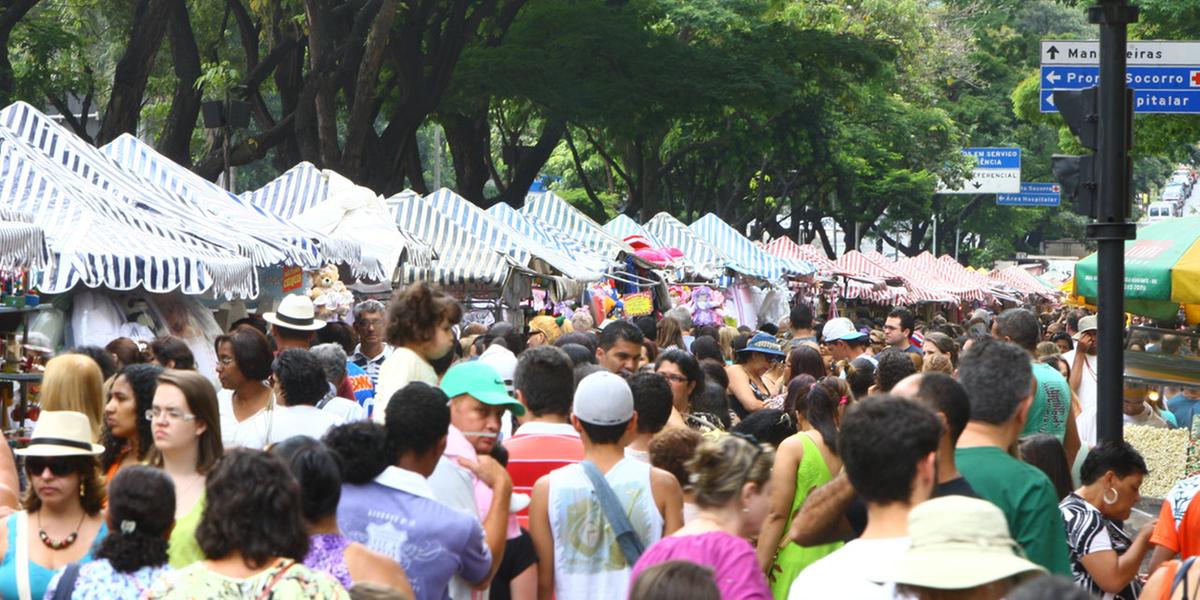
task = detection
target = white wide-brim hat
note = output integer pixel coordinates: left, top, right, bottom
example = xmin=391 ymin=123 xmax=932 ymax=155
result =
xmin=15 ymin=411 xmax=104 ymax=457
xmin=263 ymin=294 xmax=327 ymax=332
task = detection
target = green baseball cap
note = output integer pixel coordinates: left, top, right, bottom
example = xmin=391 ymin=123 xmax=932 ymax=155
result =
xmin=440 ymin=361 xmax=526 ymax=417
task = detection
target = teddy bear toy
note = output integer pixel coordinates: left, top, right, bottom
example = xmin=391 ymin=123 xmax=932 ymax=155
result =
xmin=308 ymin=264 xmax=354 ymax=321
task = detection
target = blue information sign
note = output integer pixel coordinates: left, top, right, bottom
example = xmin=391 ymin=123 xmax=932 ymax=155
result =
xmin=1041 ymin=89 xmax=1200 ymax=114
xmin=996 ymin=183 xmax=1061 ymax=207
xmin=1041 ymin=66 xmax=1200 ymax=91
xmin=1039 ymin=44 xmax=1200 ymax=114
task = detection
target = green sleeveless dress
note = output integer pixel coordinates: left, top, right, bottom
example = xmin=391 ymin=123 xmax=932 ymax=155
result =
xmin=769 ymin=433 xmax=843 ymax=599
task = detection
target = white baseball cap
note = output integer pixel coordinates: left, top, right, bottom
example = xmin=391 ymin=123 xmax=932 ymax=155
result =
xmin=573 ymin=371 xmax=634 ymax=426
xmin=822 ymin=317 xmax=868 ymax=342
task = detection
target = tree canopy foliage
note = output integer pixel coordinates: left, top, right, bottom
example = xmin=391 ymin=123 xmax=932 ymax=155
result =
xmin=0 ymin=0 xmax=1193 ymax=266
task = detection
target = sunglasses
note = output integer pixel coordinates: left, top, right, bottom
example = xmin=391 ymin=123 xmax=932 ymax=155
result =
xmin=24 ymin=457 xmax=80 ymax=477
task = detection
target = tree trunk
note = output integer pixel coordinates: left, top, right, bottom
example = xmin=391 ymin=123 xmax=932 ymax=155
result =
xmin=340 ymin=0 xmax=399 ymax=178
xmin=156 ymin=0 xmax=202 ymax=167
xmin=0 ymin=0 xmax=39 ymax=107
xmin=98 ymin=0 xmax=171 ymax=144
xmin=493 ymin=118 xmax=564 ymax=209
xmin=441 ymin=108 xmax=491 ymax=203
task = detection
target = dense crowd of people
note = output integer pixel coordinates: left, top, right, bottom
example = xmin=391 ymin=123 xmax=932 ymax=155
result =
xmin=0 ymin=282 xmax=1198 ymax=598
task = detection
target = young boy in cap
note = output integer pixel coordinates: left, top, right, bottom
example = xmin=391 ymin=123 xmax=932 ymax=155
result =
xmin=528 ymin=371 xmax=683 ymax=600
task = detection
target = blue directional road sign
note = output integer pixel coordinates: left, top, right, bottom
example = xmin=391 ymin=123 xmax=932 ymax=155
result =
xmin=1040 ymin=40 xmax=1200 ymax=114
xmin=997 ymin=183 xmax=1061 ymax=207
xmin=937 ymin=148 xmax=1021 ymax=194
xmin=1041 ymin=89 xmax=1200 ymax=114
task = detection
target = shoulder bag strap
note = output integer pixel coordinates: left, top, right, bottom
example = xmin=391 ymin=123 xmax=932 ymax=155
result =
xmin=255 ymin=559 xmax=297 ymax=600
xmin=51 ymin=563 xmax=81 ymax=600
xmin=15 ymin=512 xmax=31 ymax=600
xmin=1173 ymin=556 xmax=1198 ymax=600
xmin=579 ymin=461 xmax=644 ymax=566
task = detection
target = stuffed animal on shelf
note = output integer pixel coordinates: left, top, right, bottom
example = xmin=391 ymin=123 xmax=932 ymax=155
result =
xmin=688 ymin=286 xmax=725 ymax=328
xmin=309 ymin=264 xmax=353 ymax=321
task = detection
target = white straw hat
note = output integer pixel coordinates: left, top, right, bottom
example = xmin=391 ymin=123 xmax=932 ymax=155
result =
xmin=263 ymin=294 xmax=327 ymax=332
xmin=879 ymin=496 xmax=1044 ymax=590
xmin=15 ymin=411 xmax=104 ymax=457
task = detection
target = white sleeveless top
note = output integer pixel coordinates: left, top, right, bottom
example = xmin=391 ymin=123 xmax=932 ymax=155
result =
xmin=547 ymin=458 xmax=664 ymax=600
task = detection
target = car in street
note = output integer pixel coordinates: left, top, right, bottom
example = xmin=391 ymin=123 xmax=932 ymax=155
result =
xmin=1163 ymin=183 xmax=1186 ymax=204
xmin=1145 ymin=201 xmax=1177 ymax=223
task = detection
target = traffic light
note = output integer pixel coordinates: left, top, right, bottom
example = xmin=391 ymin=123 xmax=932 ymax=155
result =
xmin=1051 ymin=88 xmax=1098 ymax=219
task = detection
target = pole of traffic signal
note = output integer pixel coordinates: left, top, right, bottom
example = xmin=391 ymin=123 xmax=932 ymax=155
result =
xmin=1090 ymin=0 xmax=1138 ymax=444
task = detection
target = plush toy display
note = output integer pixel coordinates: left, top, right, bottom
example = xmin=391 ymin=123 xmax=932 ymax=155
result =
xmin=688 ymin=286 xmax=726 ymax=328
xmin=309 ymin=264 xmax=354 ymax=321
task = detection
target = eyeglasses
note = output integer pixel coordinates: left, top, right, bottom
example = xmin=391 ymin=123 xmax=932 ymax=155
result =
xmin=145 ymin=408 xmax=196 ymax=422
xmin=25 ymin=457 xmax=76 ymax=477
xmin=660 ymin=373 xmax=689 ymax=384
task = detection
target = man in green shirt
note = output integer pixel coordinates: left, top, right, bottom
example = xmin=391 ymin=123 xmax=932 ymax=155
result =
xmin=955 ymin=337 xmax=1072 ymax=577
xmin=993 ymin=308 xmax=1081 ymax=465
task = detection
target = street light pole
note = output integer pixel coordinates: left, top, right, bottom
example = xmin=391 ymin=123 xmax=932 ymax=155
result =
xmin=1090 ymin=0 xmax=1138 ymax=443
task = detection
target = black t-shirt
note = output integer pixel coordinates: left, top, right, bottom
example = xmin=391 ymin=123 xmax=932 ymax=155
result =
xmin=845 ymin=477 xmax=980 ymax=537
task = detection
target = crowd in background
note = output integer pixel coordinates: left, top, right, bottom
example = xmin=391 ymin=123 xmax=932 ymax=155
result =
xmin=0 ymin=282 xmax=1198 ymax=598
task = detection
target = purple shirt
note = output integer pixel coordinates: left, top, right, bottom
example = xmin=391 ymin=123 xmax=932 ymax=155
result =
xmin=630 ymin=531 xmax=771 ymax=600
xmin=337 ymin=466 xmax=491 ymax=600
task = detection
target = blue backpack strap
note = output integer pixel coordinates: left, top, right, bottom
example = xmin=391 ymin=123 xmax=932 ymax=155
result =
xmin=51 ymin=563 xmax=81 ymax=600
xmin=1174 ymin=556 xmax=1199 ymax=600
xmin=579 ymin=460 xmax=645 ymax=566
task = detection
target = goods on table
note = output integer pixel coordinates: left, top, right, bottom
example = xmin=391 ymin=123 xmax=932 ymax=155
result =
xmin=1125 ymin=424 xmax=1190 ymax=498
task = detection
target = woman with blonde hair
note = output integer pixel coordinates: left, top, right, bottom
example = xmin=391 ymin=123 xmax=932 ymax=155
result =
xmin=41 ymin=354 xmax=106 ymax=441
xmin=719 ymin=327 xmax=740 ymax=363
xmin=632 ymin=435 xmax=775 ymax=599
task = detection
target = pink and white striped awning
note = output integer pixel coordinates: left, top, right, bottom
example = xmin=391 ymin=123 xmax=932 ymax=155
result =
xmin=839 ymin=251 xmax=955 ymax=304
xmin=899 ymin=252 xmax=992 ymax=303
xmin=990 ymin=265 xmax=1061 ymax=299
xmin=764 ymin=238 xmax=898 ymax=302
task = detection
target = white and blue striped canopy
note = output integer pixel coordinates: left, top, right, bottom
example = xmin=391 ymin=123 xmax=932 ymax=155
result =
xmin=0 ymin=116 xmax=256 ymax=297
xmin=644 ymin=212 xmax=728 ymax=281
xmin=0 ymin=209 xmax=51 ymax=272
xmin=101 ymin=134 xmax=361 ymax=270
xmin=689 ymin=213 xmax=813 ymax=281
xmin=522 ymin=192 xmax=631 ymax=261
xmin=482 ymin=200 xmax=609 ymax=277
xmin=604 ymin=214 xmax=665 ymax=248
xmin=389 ymin=194 xmax=518 ymax=287
xmin=0 ymin=103 xmax=281 ymax=269
xmin=240 ymin=162 xmax=434 ymax=278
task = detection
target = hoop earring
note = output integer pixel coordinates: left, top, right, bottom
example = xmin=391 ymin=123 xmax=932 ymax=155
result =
xmin=1103 ymin=488 xmax=1118 ymax=505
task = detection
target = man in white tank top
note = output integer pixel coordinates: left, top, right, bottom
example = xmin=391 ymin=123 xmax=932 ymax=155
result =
xmin=527 ymin=371 xmax=683 ymax=600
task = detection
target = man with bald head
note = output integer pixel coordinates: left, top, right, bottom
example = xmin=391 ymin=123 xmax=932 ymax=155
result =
xmin=891 ymin=372 xmax=976 ymax=498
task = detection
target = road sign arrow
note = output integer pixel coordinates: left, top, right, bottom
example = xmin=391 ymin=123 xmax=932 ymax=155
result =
xmin=1047 ymin=45 xmax=1059 ymax=60
xmin=1045 ymin=93 xmax=1056 ymax=107
xmin=1046 ymin=71 xmax=1062 ymax=84
xmin=972 ymin=181 xmax=983 ymax=190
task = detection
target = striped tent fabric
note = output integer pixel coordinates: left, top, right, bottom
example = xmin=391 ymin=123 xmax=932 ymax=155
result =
xmin=990 ymin=266 xmax=1061 ymax=300
xmin=862 ymin=251 xmax=958 ymax=303
xmin=425 ymin=188 xmax=602 ymax=283
xmin=0 ymin=124 xmax=256 ymax=297
xmin=763 ymin=238 xmax=893 ymax=302
xmin=0 ymin=103 xmax=280 ymax=268
xmin=940 ymin=255 xmax=1018 ymax=300
xmin=101 ymin=134 xmax=358 ymax=270
xmin=689 ymin=213 xmax=813 ymax=281
xmin=898 ymin=252 xmax=991 ymax=303
xmin=389 ymin=194 xmax=518 ymax=287
xmin=241 ymin=162 xmax=434 ymax=277
xmin=522 ymin=192 xmax=631 ymax=261
xmin=0 ymin=209 xmax=50 ymax=271
xmin=644 ymin=212 xmax=728 ymax=281
xmin=604 ymin=214 xmax=666 ymax=248
xmin=836 ymin=251 xmax=941 ymax=304
xmin=487 ymin=202 xmax=609 ymax=275
xmin=385 ymin=189 xmax=421 ymax=222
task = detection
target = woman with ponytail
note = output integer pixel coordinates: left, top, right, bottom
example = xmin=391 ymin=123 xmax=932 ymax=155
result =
xmin=45 ymin=466 xmax=174 ymax=598
xmin=755 ymin=377 xmax=848 ymax=598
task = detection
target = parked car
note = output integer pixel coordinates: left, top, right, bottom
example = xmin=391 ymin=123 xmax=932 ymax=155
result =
xmin=1163 ymin=183 xmax=1186 ymax=203
xmin=1146 ymin=201 xmax=1177 ymax=222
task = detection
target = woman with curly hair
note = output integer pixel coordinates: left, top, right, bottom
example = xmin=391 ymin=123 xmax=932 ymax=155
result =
xmin=373 ymin=282 xmax=462 ymax=422
xmin=146 ymin=449 xmax=349 ymax=599
xmin=45 ymin=466 xmax=174 ymax=598
xmin=101 ymin=364 xmax=163 ymax=481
